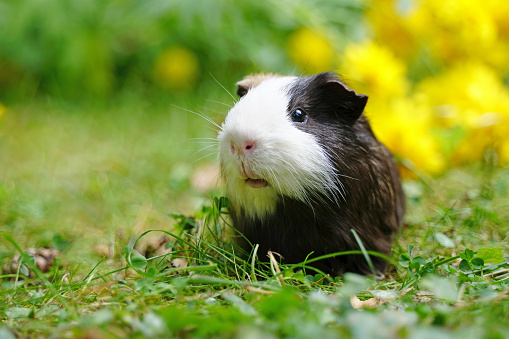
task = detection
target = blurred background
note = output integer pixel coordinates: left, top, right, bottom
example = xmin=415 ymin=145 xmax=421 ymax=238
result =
xmin=1 ymin=0 xmax=509 ymax=253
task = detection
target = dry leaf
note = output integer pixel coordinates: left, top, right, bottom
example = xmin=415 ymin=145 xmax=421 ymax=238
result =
xmin=350 ymin=295 xmax=380 ymax=309
xmin=4 ymin=248 xmax=59 ymax=277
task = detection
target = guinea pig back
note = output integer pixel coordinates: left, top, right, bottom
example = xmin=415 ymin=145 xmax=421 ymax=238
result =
xmin=217 ymin=72 xmax=405 ymax=276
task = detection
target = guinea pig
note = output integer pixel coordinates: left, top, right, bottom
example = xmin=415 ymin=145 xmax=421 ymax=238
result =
xmin=217 ymin=72 xmax=405 ymax=276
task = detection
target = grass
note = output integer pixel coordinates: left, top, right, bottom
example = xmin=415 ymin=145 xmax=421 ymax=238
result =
xmin=0 ymin=99 xmax=508 ymax=338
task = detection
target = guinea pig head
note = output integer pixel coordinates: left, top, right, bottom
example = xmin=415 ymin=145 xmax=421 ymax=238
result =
xmin=218 ymin=72 xmax=368 ymax=220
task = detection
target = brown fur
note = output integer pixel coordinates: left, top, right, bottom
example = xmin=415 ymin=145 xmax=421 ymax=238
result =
xmin=236 ymin=73 xmax=282 ymax=97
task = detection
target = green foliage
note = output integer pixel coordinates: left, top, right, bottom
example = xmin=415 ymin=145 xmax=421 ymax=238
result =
xmin=1 ymin=187 xmax=508 ymax=338
xmin=477 ymin=247 xmax=505 ymax=264
xmin=1 ymin=103 xmax=508 ymax=338
xmin=0 ymin=0 xmax=363 ymax=101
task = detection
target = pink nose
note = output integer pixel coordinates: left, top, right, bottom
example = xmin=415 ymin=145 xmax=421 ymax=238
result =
xmin=230 ymin=140 xmax=256 ymax=156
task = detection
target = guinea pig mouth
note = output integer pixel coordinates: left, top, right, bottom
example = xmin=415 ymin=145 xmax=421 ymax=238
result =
xmin=246 ymin=178 xmax=269 ymax=188
xmin=239 ymin=162 xmax=268 ymax=188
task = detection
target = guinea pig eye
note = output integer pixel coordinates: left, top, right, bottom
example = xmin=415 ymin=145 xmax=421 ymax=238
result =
xmin=291 ymin=109 xmax=307 ymax=123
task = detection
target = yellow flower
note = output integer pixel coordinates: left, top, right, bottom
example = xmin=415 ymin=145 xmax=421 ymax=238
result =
xmin=486 ymin=0 xmax=509 ymax=39
xmin=339 ymin=40 xmax=445 ymax=175
xmin=419 ymin=62 xmax=509 ymax=130
xmin=348 ymin=0 xmax=509 ymax=170
xmin=339 ymin=41 xmax=408 ymax=100
xmin=406 ymin=0 xmax=508 ymax=72
xmin=367 ymin=97 xmax=445 ymax=175
xmin=0 ymin=103 xmax=4 ymax=116
xmin=286 ymin=27 xmax=334 ymax=74
xmin=499 ymin=139 xmax=509 ymax=165
xmin=418 ymin=62 xmax=509 ymax=164
xmin=364 ymin=0 xmax=417 ymax=59
xmin=152 ymin=47 xmax=200 ymax=90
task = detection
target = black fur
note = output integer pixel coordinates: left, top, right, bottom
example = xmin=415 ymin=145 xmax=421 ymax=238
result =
xmin=231 ymin=72 xmax=405 ymax=276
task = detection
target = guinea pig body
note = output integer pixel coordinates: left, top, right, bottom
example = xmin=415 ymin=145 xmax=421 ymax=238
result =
xmin=218 ymin=72 xmax=404 ymax=276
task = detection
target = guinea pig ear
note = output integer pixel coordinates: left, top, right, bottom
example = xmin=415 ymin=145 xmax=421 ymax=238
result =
xmin=236 ymin=73 xmax=281 ymax=98
xmin=325 ymin=79 xmax=368 ymax=123
xmin=236 ymin=79 xmax=251 ymax=98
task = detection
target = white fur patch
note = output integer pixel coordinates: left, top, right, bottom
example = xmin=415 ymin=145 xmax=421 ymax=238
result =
xmin=218 ymin=77 xmax=339 ymax=220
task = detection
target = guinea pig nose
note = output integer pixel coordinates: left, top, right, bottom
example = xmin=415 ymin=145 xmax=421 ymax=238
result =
xmin=230 ymin=140 xmax=256 ymax=156
xmin=244 ymin=140 xmax=256 ymax=153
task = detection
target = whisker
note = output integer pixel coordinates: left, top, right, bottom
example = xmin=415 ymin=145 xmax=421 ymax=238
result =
xmin=171 ymin=104 xmax=222 ymax=130
xmin=266 ymin=167 xmax=287 ymax=210
xmin=193 ymin=144 xmax=218 ymax=156
xmin=204 ymin=125 xmax=221 ymax=134
xmin=189 ymin=104 xmax=224 ymax=131
xmin=209 ymin=72 xmax=237 ymax=104
xmin=272 ymin=148 xmax=347 ymax=206
xmin=187 ymin=137 xmax=218 ymax=141
xmin=194 ymin=151 xmax=218 ymax=163
xmin=198 ymin=107 xmax=227 ymax=116
xmin=299 ymin=182 xmax=316 ymax=215
xmin=323 ymin=146 xmax=358 ymax=180
xmin=186 ymin=138 xmax=219 ymax=144
xmin=188 ymin=142 xmax=218 ymax=147
xmin=189 ymin=103 xmax=226 ymax=122
xmin=321 ymin=172 xmax=345 ymax=204
xmin=206 ymin=99 xmax=233 ymax=108
xmin=272 ymin=154 xmax=300 ymax=177
xmin=267 ymin=167 xmax=283 ymax=196
xmin=269 ymin=156 xmax=317 ymax=211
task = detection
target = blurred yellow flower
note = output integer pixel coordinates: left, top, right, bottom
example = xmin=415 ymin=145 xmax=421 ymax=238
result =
xmin=152 ymin=47 xmax=200 ymax=90
xmin=364 ymin=0 xmax=417 ymax=59
xmin=349 ymin=0 xmax=509 ymax=172
xmin=419 ymin=62 xmax=509 ymax=130
xmin=339 ymin=41 xmax=408 ymax=100
xmin=407 ymin=0 xmax=509 ymax=72
xmin=286 ymin=27 xmax=334 ymax=74
xmin=499 ymin=139 xmax=509 ymax=165
xmin=418 ymin=62 xmax=509 ymax=164
xmin=486 ymin=0 xmax=509 ymax=39
xmin=0 ymin=103 xmax=5 ymax=116
xmin=367 ymin=98 xmax=445 ymax=175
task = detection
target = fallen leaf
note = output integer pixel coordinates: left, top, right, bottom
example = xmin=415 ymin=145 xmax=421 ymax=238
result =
xmin=350 ymin=295 xmax=380 ymax=309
